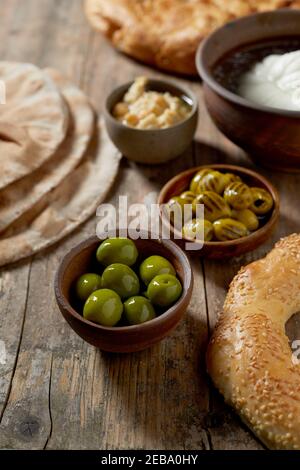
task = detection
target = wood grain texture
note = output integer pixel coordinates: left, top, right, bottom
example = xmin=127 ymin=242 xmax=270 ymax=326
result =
xmin=0 ymin=0 xmax=299 ymax=450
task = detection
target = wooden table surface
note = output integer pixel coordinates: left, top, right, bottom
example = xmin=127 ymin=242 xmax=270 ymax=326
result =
xmin=0 ymin=0 xmax=299 ymax=450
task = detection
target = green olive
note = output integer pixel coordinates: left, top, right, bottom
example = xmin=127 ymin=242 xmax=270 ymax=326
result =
xmin=189 ymin=168 xmax=213 ymax=193
xmin=197 ymin=170 xmax=226 ymax=194
xmin=165 ymin=196 xmax=185 ymax=224
xmin=182 ymin=218 xmax=213 ymax=241
xmin=222 ymin=172 xmax=241 ymax=189
xmin=224 ymin=182 xmax=253 ymax=210
xmin=124 ymin=296 xmax=156 ymax=325
xmin=83 ymin=289 xmax=123 ymax=326
xmin=139 ymin=255 xmax=176 ymax=286
xmin=192 ymin=191 xmax=231 ymax=222
xmin=167 ymin=196 xmax=185 ymax=209
xmin=213 ymin=218 xmax=248 ymax=241
xmin=249 ymin=187 xmax=273 ymax=215
xmin=101 ymin=263 xmax=140 ymax=299
xmin=96 ymin=237 xmax=138 ymax=267
xmin=231 ymin=209 xmax=259 ymax=231
xmin=179 ymin=191 xmax=196 ymax=204
xmin=75 ymin=273 xmax=102 ymax=302
xmin=147 ymin=274 xmax=182 ymax=307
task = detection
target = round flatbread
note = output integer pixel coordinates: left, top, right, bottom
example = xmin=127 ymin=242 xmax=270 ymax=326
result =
xmin=0 ymin=69 xmax=95 ymax=234
xmin=0 ymin=121 xmax=45 ymax=188
xmin=0 ymin=61 xmax=69 ymax=189
xmin=84 ymin=0 xmax=300 ymax=75
xmin=0 ymin=119 xmax=121 ymax=267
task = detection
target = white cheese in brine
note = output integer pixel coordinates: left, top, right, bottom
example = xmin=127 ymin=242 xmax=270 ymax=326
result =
xmin=239 ymin=50 xmax=300 ymax=111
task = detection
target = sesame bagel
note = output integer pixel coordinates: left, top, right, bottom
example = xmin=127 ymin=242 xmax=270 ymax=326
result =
xmin=207 ymin=234 xmax=300 ymax=449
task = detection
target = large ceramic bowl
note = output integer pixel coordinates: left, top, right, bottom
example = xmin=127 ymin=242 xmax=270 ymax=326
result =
xmin=104 ymin=79 xmax=198 ymax=164
xmin=196 ymin=9 xmax=300 ymax=172
xmin=54 ymin=233 xmax=193 ymax=353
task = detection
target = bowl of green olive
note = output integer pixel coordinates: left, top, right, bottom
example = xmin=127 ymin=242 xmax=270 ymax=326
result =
xmin=158 ymin=164 xmax=280 ymax=259
xmin=55 ymin=233 xmax=193 ymax=352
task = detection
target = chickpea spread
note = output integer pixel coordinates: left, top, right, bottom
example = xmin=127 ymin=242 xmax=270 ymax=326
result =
xmin=112 ymin=77 xmax=191 ymax=129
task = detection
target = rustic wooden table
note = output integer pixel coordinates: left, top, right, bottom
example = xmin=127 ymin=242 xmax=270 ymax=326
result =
xmin=0 ymin=0 xmax=299 ymax=450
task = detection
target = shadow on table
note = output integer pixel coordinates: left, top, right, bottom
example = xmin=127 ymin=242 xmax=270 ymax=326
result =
xmin=98 ymin=310 xmax=210 ymax=449
xmin=125 ymin=140 xmax=240 ymax=194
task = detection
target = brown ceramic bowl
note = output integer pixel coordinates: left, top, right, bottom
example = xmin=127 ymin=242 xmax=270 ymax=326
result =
xmin=54 ymin=232 xmax=193 ymax=353
xmin=104 ymin=79 xmax=198 ymax=164
xmin=196 ymin=9 xmax=300 ymax=172
xmin=158 ymin=164 xmax=280 ymax=259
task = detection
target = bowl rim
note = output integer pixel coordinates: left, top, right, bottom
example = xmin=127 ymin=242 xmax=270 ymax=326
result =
xmin=158 ymin=164 xmax=280 ymax=248
xmin=196 ymin=8 xmax=300 ymax=118
xmin=104 ymin=77 xmax=199 ymax=133
xmin=54 ymin=232 xmax=193 ymax=333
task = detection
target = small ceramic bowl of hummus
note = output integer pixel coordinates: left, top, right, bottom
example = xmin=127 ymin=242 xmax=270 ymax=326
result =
xmin=104 ymin=77 xmax=198 ymax=164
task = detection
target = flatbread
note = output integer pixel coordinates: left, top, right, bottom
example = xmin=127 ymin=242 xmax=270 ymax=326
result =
xmin=0 ymin=62 xmax=69 ymax=188
xmin=85 ymin=0 xmax=300 ymax=75
xmin=0 ymin=121 xmax=46 ymax=189
xmin=0 ymin=69 xmax=95 ymax=234
xmin=0 ymin=120 xmax=121 ymax=267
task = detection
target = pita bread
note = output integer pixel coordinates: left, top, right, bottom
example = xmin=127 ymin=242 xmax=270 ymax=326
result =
xmin=0 ymin=62 xmax=69 ymax=188
xmin=0 ymin=69 xmax=95 ymax=234
xmin=85 ymin=0 xmax=300 ymax=75
xmin=0 ymin=121 xmax=46 ymax=188
xmin=0 ymin=120 xmax=121 ymax=267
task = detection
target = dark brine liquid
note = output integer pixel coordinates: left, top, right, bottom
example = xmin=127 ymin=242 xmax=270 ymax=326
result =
xmin=213 ymin=36 xmax=300 ymax=94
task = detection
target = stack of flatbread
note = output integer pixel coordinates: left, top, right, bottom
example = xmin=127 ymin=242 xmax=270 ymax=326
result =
xmin=0 ymin=62 xmax=121 ymax=267
xmin=84 ymin=0 xmax=300 ymax=75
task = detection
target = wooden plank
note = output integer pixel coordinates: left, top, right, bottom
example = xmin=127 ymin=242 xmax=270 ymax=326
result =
xmin=0 ymin=0 xmax=33 ymax=424
xmin=190 ymin=84 xmax=264 ymax=449
xmin=0 ymin=262 xmax=31 ymax=417
xmin=0 ymin=0 xmax=95 ymax=449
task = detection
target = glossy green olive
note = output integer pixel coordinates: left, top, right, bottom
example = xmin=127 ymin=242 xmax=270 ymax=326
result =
xmin=250 ymin=187 xmax=273 ymax=215
xmin=182 ymin=218 xmax=213 ymax=241
xmin=213 ymin=218 xmax=248 ymax=241
xmin=179 ymin=191 xmax=196 ymax=204
xmin=192 ymin=191 xmax=231 ymax=222
xmin=101 ymin=263 xmax=140 ymax=299
xmin=224 ymin=182 xmax=253 ymax=210
xmin=147 ymin=274 xmax=182 ymax=307
xmin=96 ymin=237 xmax=138 ymax=267
xmin=139 ymin=255 xmax=176 ymax=286
xmin=222 ymin=172 xmax=241 ymax=189
xmin=124 ymin=296 xmax=156 ymax=325
xmin=231 ymin=209 xmax=259 ymax=231
xmin=167 ymin=196 xmax=185 ymax=209
xmin=189 ymin=168 xmax=213 ymax=193
xmin=83 ymin=289 xmax=123 ymax=326
xmin=197 ymin=170 xmax=226 ymax=194
xmin=165 ymin=196 xmax=185 ymax=224
xmin=75 ymin=273 xmax=102 ymax=302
